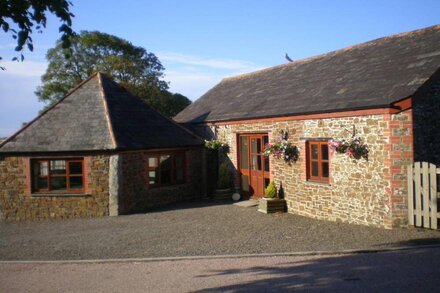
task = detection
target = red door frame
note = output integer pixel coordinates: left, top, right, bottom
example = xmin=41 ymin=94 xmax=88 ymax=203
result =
xmin=237 ymin=133 xmax=270 ymax=198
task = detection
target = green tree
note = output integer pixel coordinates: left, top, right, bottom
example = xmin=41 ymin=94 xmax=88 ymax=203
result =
xmin=130 ymin=84 xmax=191 ymax=118
xmin=0 ymin=0 xmax=74 ymax=64
xmin=36 ymin=30 xmax=190 ymax=116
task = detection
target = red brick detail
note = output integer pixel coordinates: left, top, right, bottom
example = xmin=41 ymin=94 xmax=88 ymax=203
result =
xmin=299 ymin=140 xmax=307 ymax=181
xmin=387 ymin=109 xmax=414 ymax=227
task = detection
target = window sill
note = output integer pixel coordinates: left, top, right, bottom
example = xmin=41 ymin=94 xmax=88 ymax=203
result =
xmin=31 ymin=193 xmax=90 ymax=198
xmin=303 ymin=180 xmax=331 ymax=187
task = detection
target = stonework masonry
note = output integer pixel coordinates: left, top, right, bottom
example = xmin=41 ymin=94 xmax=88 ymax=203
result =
xmin=0 ymin=155 xmax=110 ymax=221
xmin=0 ymin=147 xmax=205 ymax=221
xmin=118 ymin=148 xmax=205 ymax=214
xmin=212 ymin=111 xmax=413 ymax=229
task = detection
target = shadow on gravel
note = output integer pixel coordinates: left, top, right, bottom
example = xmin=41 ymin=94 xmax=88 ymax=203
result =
xmin=191 ymin=248 xmax=440 ymax=292
xmin=376 ymin=237 xmax=440 ymax=248
xmin=129 ymin=199 xmax=235 ymax=215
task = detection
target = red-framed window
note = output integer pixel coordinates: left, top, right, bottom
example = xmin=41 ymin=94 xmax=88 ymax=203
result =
xmin=147 ymin=152 xmax=186 ymax=188
xmin=306 ymin=141 xmax=330 ymax=183
xmin=31 ymin=159 xmax=84 ymax=193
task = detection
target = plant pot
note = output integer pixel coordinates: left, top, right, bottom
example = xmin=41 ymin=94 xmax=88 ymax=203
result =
xmin=258 ymin=198 xmax=287 ymax=214
xmin=212 ymin=188 xmax=233 ymax=200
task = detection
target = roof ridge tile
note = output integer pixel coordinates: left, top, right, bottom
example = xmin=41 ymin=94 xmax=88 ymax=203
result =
xmin=97 ymin=72 xmax=118 ymax=149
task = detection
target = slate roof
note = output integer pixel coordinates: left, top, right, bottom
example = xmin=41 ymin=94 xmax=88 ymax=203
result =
xmin=174 ymin=25 xmax=440 ymax=123
xmin=0 ymin=73 xmax=202 ymax=153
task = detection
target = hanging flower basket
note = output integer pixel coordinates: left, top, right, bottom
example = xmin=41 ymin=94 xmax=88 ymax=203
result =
xmin=329 ymin=137 xmax=369 ymax=161
xmin=263 ymin=130 xmax=299 ymax=164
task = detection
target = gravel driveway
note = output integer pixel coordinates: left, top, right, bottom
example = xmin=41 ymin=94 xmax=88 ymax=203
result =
xmin=1 ymin=200 xmax=439 ymax=260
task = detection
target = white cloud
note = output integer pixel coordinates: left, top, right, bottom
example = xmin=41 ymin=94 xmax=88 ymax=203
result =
xmin=164 ymin=70 xmax=224 ymax=100
xmin=158 ymin=52 xmax=263 ymax=72
xmin=0 ymin=43 xmax=16 ymax=50
xmin=0 ymin=60 xmax=47 ymax=77
xmin=159 ymin=52 xmax=264 ymax=100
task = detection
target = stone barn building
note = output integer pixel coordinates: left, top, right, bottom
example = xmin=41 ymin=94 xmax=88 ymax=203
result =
xmin=175 ymin=25 xmax=440 ymax=229
xmin=0 ymin=73 xmax=204 ymax=221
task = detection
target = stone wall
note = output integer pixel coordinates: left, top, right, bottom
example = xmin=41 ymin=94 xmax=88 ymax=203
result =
xmin=413 ymin=79 xmax=440 ymax=165
xmin=0 ymin=155 xmax=110 ymax=221
xmin=118 ymin=148 xmax=205 ymax=214
xmin=212 ymin=111 xmax=413 ymax=229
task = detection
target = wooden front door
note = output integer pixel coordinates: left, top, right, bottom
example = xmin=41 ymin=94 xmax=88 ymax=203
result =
xmin=238 ymin=133 xmax=270 ymax=198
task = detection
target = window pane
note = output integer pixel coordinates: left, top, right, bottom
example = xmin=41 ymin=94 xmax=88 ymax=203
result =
xmin=160 ymin=156 xmax=172 ymax=184
xmin=251 ymin=138 xmax=257 ymax=153
xmin=35 ymin=178 xmax=48 ymax=190
xmin=149 ymin=157 xmax=158 ymax=168
xmin=241 ymin=175 xmax=249 ymax=191
xmin=69 ymin=162 xmax=82 ymax=175
xmin=321 ymin=144 xmax=329 ymax=160
xmin=256 ymin=138 xmax=261 ymax=153
xmin=161 ymin=169 xmax=171 ymax=184
xmin=149 ymin=171 xmax=157 ymax=185
xmin=311 ymin=144 xmax=318 ymax=160
xmin=322 ymin=162 xmax=329 ymax=178
xmin=240 ymin=137 xmax=248 ymax=169
xmin=311 ymin=162 xmax=319 ymax=177
xmin=175 ymin=155 xmax=184 ymax=182
xmin=251 ymin=155 xmax=261 ymax=171
xmin=160 ymin=155 xmax=171 ymax=166
xmin=263 ymin=135 xmax=269 ymax=146
xmin=50 ymin=177 xmax=66 ymax=190
xmin=264 ymin=156 xmax=270 ymax=172
xmin=69 ymin=177 xmax=83 ymax=189
xmin=33 ymin=161 xmax=48 ymax=176
xmin=50 ymin=160 xmax=66 ymax=175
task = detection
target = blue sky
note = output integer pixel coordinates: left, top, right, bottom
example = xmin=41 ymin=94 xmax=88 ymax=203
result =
xmin=1 ymin=0 xmax=440 ymax=137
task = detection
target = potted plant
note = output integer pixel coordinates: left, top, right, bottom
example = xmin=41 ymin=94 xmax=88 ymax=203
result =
xmin=212 ymin=162 xmax=233 ymax=200
xmin=258 ymin=181 xmax=287 ymax=213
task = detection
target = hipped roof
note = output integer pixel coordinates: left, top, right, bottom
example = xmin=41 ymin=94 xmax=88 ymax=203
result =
xmin=174 ymin=25 xmax=440 ymax=123
xmin=0 ymin=73 xmax=202 ymax=153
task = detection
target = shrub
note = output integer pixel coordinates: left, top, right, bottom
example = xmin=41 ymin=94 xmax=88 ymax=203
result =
xmin=205 ymin=139 xmax=229 ymax=153
xmin=217 ymin=162 xmax=231 ymax=189
xmin=264 ymin=181 xmax=277 ymax=198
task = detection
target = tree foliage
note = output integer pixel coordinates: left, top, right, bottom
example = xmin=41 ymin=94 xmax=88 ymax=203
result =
xmin=0 ymin=0 xmax=74 ymax=64
xmin=129 ymin=85 xmax=191 ymax=118
xmin=36 ymin=30 xmax=191 ymax=117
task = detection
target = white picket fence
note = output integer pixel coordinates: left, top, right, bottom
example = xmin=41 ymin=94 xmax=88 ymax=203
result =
xmin=407 ymin=162 xmax=440 ymax=229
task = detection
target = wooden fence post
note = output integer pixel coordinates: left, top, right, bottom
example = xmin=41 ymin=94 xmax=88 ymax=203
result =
xmin=407 ymin=164 xmax=414 ymax=226
xmin=407 ymin=162 xmax=439 ymax=230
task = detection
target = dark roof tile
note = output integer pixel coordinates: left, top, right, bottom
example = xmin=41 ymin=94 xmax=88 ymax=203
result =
xmin=175 ymin=25 xmax=440 ymax=123
xmin=0 ymin=73 xmax=202 ymax=153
